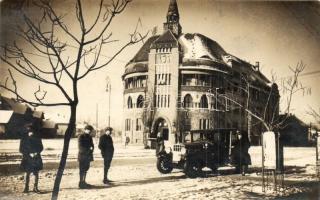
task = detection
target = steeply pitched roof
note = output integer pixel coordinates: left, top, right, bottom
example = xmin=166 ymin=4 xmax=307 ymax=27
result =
xmin=0 ymin=96 xmax=30 ymax=114
xmin=152 ymin=30 xmax=178 ymax=48
xmin=128 ymin=35 xmax=160 ymax=64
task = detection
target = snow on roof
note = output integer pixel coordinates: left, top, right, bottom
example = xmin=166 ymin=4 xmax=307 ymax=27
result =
xmin=152 ymin=30 xmax=178 ymax=46
xmin=1 ymin=96 xmax=30 ymax=114
xmin=124 ymin=32 xmax=272 ymax=86
xmin=32 ymin=110 xmax=44 ymax=119
xmin=45 ymin=113 xmax=69 ymax=124
xmin=179 ymin=33 xmax=226 ymax=62
xmin=0 ymin=110 xmax=13 ymax=124
xmin=42 ymin=120 xmax=57 ymax=129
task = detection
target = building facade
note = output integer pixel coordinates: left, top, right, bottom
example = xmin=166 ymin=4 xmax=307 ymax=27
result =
xmin=122 ymin=0 xmax=279 ymax=146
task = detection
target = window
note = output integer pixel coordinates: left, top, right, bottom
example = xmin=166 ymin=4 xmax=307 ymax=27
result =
xmin=136 ymin=118 xmax=142 ymax=131
xmin=199 ymin=95 xmax=208 ymax=108
xmin=125 ymin=119 xmax=131 ymax=131
xmin=183 ymin=94 xmax=193 ymax=108
xmin=137 ymin=95 xmax=144 ymax=108
xmin=199 ymin=119 xmax=209 ymax=130
xmin=127 ymin=96 xmax=133 ymax=109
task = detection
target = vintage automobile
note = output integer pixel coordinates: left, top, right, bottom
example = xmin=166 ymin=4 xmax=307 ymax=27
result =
xmin=156 ymin=128 xmax=251 ymax=178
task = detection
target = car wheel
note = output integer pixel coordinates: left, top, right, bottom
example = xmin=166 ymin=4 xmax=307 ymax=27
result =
xmin=157 ymin=156 xmax=173 ymax=174
xmin=184 ymin=160 xmax=202 ymax=178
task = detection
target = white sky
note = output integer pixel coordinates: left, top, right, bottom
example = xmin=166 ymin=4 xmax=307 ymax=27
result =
xmin=1 ymin=0 xmax=320 ymax=130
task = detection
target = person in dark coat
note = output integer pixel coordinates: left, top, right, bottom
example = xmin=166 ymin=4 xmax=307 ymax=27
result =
xmin=98 ymin=127 xmax=114 ymax=184
xmin=78 ymin=125 xmax=94 ymax=188
xmin=19 ymin=123 xmax=43 ymax=193
xmin=231 ymin=131 xmax=251 ymax=175
xmin=155 ymin=131 xmax=164 ymax=156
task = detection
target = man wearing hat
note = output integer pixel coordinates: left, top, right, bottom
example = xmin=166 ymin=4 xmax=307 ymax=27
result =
xmin=98 ymin=127 xmax=114 ymax=184
xmin=78 ymin=124 xmax=94 ymax=188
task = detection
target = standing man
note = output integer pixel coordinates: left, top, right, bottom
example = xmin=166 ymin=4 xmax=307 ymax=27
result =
xmin=231 ymin=131 xmax=251 ymax=175
xmin=78 ymin=125 xmax=94 ymax=188
xmin=19 ymin=123 xmax=43 ymax=193
xmin=98 ymin=127 xmax=114 ymax=184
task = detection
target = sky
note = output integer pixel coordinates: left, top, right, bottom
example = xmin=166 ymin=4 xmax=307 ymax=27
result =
xmin=0 ymin=0 xmax=320 ymax=130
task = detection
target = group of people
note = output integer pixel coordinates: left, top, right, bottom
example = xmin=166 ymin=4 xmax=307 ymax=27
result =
xmin=78 ymin=125 xmax=114 ymax=188
xmin=19 ymin=123 xmax=115 ymax=193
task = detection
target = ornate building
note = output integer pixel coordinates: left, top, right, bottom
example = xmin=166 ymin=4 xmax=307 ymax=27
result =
xmin=122 ymin=0 xmax=279 ymax=146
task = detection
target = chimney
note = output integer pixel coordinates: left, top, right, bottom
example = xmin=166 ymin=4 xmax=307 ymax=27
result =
xmin=255 ymin=61 xmax=260 ymax=71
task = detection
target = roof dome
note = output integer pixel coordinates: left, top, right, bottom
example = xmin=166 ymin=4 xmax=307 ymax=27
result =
xmin=125 ymin=33 xmax=228 ymax=67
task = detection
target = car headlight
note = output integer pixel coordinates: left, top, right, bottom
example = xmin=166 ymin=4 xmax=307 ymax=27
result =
xmin=180 ymin=147 xmax=186 ymax=154
xmin=165 ymin=146 xmax=172 ymax=153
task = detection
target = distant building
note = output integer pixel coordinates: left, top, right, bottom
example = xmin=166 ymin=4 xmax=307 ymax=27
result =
xmin=41 ymin=119 xmax=58 ymax=138
xmin=0 ymin=110 xmax=13 ymax=138
xmin=122 ymin=0 xmax=279 ymax=146
xmin=44 ymin=113 xmax=69 ymax=137
xmin=279 ymin=114 xmax=312 ymax=146
xmin=0 ymin=96 xmax=33 ymax=138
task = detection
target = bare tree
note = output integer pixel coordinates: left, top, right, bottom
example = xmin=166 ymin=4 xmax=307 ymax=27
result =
xmin=222 ymin=61 xmax=308 ymax=133
xmin=307 ymin=106 xmax=320 ymax=124
xmin=0 ymin=0 xmax=147 ymax=199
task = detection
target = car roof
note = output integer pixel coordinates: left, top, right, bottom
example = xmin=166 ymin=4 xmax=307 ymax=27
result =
xmin=190 ymin=128 xmax=237 ymax=134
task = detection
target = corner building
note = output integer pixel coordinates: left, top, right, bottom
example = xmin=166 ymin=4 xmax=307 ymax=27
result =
xmin=122 ymin=0 xmax=279 ymax=146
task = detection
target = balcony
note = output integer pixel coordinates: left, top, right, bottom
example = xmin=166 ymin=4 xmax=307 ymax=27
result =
xmin=180 ymin=85 xmax=211 ymax=92
xmin=124 ymin=87 xmax=146 ymax=94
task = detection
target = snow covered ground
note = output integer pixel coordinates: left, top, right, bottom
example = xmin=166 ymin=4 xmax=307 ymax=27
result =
xmin=0 ymin=139 xmax=319 ymax=199
xmin=0 ymin=163 xmax=319 ymax=200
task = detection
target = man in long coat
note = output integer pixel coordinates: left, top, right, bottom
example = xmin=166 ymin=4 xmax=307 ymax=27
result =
xmin=98 ymin=127 xmax=114 ymax=184
xmin=19 ymin=123 xmax=43 ymax=193
xmin=231 ymin=131 xmax=251 ymax=175
xmin=78 ymin=125 xmax=94 ymax=188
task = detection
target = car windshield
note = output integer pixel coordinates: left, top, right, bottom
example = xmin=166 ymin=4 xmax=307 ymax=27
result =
xmin=190 ymin=132 xmax=215 ymax=142
xmin=185 ymin=129 xmax=236 ymax=143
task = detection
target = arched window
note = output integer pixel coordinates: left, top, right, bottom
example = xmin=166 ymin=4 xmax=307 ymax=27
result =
xmin=199 ymin=95 xmax=208 ymax=108
xmin=183 ymin=94 xmax=193 ymax=108
xmin=137 ymin=95 xmax=144 ymax=108
xmin=127 ymin=96 xmax=133 ymax=109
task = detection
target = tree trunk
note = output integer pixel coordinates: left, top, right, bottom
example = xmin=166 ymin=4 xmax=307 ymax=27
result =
xmin=51 ymin=105 xmax=77 ymax=200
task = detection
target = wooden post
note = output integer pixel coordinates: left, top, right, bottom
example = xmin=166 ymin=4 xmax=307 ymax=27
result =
xmin=262 ymin=133 xmax=265 ymax=192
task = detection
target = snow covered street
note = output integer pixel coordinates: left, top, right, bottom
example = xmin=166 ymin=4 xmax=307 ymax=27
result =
xmin=0 ymin=163 xmax=319 ymax=200
xmin=0 ymin=139 xmax=319 ymax=199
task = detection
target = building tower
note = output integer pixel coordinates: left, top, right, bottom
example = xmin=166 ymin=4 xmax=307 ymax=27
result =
xmin=122 ymin=0 xmax=279 ymax=146
xmin=163 ymin=0 xmax=182 ymax=36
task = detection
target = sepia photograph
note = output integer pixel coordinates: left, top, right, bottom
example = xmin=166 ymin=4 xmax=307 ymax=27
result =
xmin=0 ymin=0 xmax=319 ymax=199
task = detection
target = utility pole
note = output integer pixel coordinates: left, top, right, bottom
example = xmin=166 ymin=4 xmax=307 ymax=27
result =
xmin=106 ymin=76 xmax=111 ymax=127
xmin=96 ymin=103 xmax=99 ymax=137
